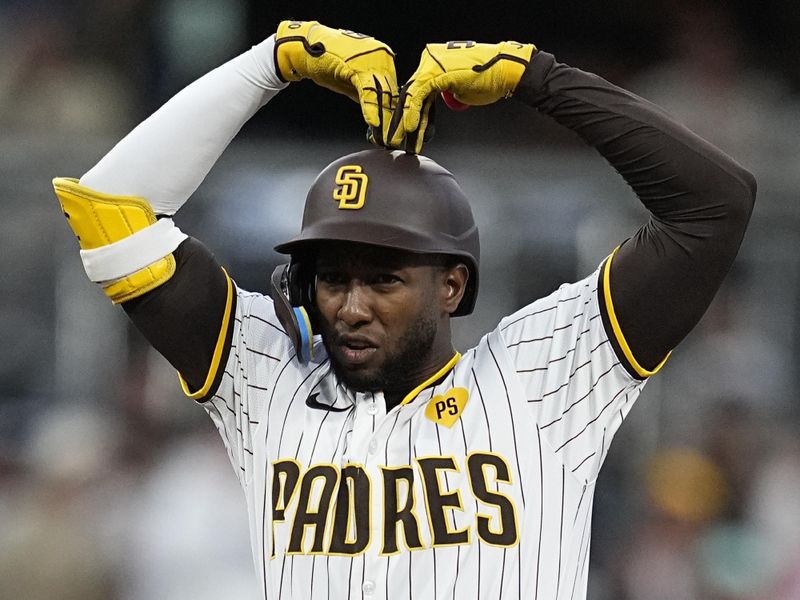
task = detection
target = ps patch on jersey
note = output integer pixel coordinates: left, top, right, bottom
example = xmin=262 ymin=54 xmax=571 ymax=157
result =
xmin=424 ymin=387 xmax=469 ymax=427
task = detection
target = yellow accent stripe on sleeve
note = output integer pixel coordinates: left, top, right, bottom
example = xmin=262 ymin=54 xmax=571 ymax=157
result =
xmin=400 ymin=352 xmax=462 ymax=406
xmin=179 ymin=268 xmax=235 ymax=400
xmin=602 ymin=248 xmax=670 ymax=378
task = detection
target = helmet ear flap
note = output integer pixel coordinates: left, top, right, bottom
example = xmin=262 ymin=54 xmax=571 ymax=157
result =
xmin=290 ymin=261 xmax=317 ymax=310
xmin=269 ymin=262 xmax=316 ymax=363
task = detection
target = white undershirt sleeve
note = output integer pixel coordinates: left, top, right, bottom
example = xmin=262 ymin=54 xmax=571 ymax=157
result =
xmin=80 ymin=35 xmax=287 ymax=215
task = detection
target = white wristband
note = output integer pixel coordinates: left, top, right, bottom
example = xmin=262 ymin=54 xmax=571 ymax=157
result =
xmin=80 ymin=218 xmax=188 ymax=283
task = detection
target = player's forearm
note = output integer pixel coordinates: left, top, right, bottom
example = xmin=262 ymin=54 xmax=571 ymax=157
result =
xmin=52 ymin=36 xmax=285 ymax=308
xmin=80 ymin=36 xmax=286 ymax=216
xmin=515 ymin=51 xmax=757 ymax=371
xmin=515 ymin=51 xmax=756 ymax=217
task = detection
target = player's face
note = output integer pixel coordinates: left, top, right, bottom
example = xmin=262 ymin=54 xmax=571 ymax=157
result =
xmin=314 ymin=243 xmax=466 ymax=395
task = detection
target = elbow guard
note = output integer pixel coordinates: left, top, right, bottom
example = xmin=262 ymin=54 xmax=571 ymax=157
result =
xmin=52 ymin=177 xmax=187 ymax=303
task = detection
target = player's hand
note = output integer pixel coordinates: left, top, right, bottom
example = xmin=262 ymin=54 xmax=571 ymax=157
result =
xmin=274 ymin=20 xmax=398 ymax=146
xmin=389 ymin=40 xmax=536 ymax=153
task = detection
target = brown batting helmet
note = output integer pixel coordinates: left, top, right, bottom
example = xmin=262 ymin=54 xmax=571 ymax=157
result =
xmin=274 ymin=148 xmax=480 ymax=316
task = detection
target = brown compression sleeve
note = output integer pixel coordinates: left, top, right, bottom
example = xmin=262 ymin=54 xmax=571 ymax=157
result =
xmin=122 ymin=237 xmax=235 ymax=400
xmin=514 ymin=51 xmax=756 ymax=376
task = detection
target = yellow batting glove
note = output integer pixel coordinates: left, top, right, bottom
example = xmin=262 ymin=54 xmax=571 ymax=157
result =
xmin=275 ymin=20 xmax=398 ymax=146
xmin=390 ymin=40 xmax=536 ymax=153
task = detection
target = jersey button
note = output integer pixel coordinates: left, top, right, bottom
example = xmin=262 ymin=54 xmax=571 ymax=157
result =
xmin=368 ymin=439 xmax=378 ymax=454
xmin=362 ymin=580 xmax=375 ymax=595
xmin=366 ymin=402 xmax=378 ymax=416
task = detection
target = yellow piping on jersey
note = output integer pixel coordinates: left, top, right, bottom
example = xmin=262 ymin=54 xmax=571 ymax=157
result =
xmin=603 ymin=248 xmax=670 ymax=378
xmin=400 ymin=352 xmax=461 ymax=406
xmin=179 ymin=268 xmax=234 ymax=399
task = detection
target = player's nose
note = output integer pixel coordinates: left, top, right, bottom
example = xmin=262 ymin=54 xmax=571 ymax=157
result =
xmin=337 ymin=285 xmax=372 ymax=327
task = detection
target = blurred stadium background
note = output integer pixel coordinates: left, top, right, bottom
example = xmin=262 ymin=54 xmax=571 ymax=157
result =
xmin=1 ymin=1 xmax=799 ymax=598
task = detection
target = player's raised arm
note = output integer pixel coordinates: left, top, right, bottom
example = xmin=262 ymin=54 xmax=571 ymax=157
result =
xmin=52 ymin=22 xmax=397 ymax=398
xmin=393 ymin=41 xmax=756 ymax=379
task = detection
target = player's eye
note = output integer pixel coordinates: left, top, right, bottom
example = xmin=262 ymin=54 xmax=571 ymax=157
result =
xmin=371 ymin=273 xmax=402 ymax=286
xmin=318 ymin=272 xmax=348 ymax=286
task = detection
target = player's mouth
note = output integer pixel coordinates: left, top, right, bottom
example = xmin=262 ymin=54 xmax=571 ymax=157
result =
xmin=336 ymin=334 xmax=379 ymax=366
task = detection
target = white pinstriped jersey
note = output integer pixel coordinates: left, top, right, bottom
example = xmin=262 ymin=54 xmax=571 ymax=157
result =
xmin=203 ymin=265 xmax=646 ymax=600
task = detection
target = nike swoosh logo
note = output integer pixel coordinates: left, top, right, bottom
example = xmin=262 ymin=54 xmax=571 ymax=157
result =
xmin=305 ymin=393 xmax=352 ymax=412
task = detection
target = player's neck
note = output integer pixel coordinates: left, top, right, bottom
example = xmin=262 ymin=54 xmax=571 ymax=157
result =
xmin=383 ymin=342 xmax=458 ymax=411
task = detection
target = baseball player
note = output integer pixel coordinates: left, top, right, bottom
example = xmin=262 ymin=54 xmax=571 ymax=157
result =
xmin=53 ymin=21 xmax=755 ymax=600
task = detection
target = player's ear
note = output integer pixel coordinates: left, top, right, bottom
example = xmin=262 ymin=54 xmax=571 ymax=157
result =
xmin=440 ymin=263 xmax=469 ymax=315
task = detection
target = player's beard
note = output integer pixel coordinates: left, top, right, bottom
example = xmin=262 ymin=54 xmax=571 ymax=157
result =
xmin=321 ymin=312 xmax=438 ymax=394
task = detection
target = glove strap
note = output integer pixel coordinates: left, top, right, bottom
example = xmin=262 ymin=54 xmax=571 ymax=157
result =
xmin=274 ymin=20 xmax=323 ymax=82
